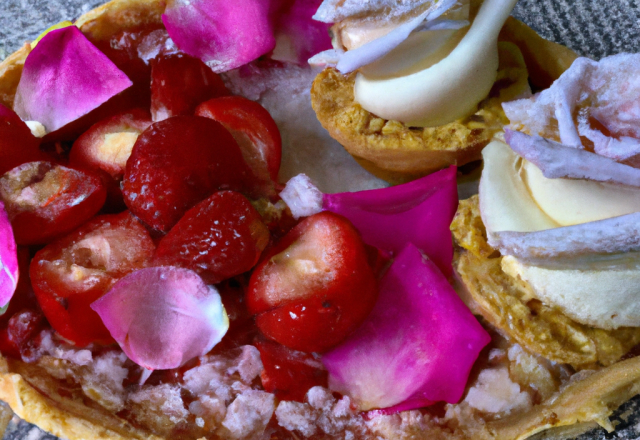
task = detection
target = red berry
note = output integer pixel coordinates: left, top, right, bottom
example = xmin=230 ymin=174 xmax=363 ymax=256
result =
xmin=247 ymin=212 xmax=378 ymax=353
xmin=30 ymin=211 xmax=156 ymax=346
xmin=70 ymin=108 xmax=152 ymax=210
xmin=151 ymin=53 xmax=229 ymax=121
xmin=0 ymin=104 xmax=47 ymax=175
xmin=122 ymin=116 xmax=259 ymax=232
xmin=256 ymin=338 xmax=328 ymax=402
xmin=196 ymin=96 xmax=281 ymax=186
xmin=0 ymin=161 xmax=107 ymax=245
xmin=154 ymin=191 xmax=269 ymax=284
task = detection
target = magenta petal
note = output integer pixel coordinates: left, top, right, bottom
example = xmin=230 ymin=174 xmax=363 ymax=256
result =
xmin=323 ymin=166 xmax=458 ymax=276
xmin=163 ymin=0 xmax=276 ymax=73
xmin=13 ymin=26 xmax=132 ymax=132
xmin=91 ymin=267 xmax=228 ymax=370
xmin=322 ymin=244 xmax=490 ymax=411
xmin=0 ymin=202 xmax=18 ymax=309
xmin=272 ymin=0 xmax=332 ymax=65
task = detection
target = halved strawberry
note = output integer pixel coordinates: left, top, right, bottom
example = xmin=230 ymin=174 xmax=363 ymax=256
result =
xmin=247 ymin=211 xmax=378 ymax=353
xmin=196 ymin=96 xmax=281 ymax=185
xmin=151 ymin=53 xmax=229 ymax=121
xmin=70 ymin=108 xmax=152 ymax=210
xmin=0 ymin=162 xmax=107 ymax=245
xmin=122 ymin=116 xmax=259 ymax=233
xmin=30 ymin=211 xmax=155 ymax=346
xmin=153 ymin=191 xmax=270 ymax=284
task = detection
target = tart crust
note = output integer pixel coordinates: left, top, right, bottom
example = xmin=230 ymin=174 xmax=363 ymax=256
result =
xmin=310 ymin=18 xmax=578 ymax=184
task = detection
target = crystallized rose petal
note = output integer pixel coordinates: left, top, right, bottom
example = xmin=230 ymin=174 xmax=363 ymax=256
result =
xmin=335 ymin=0 xmax=458 ymax=73
xmin=0 ymin=202 xmax=18 ymax=308
xmin=322 ymin=244 xmax=490 ymax=411
xmin=323 ymin=166 xmax=458 ymax=276
xmin=489 ymin=212 xmax=640 ymax=269
xmin=272 ymin=0 xmax=332 ymax=65
xmin=505 ymin=130 xmax=640 ymax=186
xmin=503 ymin=54 xmax=640 ymax=163
xmin=162 ymin=0 xmax=275 ymax=73
xmin=91 ymin=267 xmax=228 ymax=370
xmin=14 ymin=26 xmax=132 ymax=133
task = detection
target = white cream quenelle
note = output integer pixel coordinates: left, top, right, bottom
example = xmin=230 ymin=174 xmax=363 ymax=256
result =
xmin=353 ymin=0 xmax=518 ymax=127
xmin=480 ymin=139 xmax=640 ymax=330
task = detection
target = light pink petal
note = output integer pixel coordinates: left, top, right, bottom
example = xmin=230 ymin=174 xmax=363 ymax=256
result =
xmin=489 ymin=212 xmax=640 ymax=270
xmin=162 ymin=0 xmax=276 ymax=73
xmin=335 ymin=0 xmax=458 ymax=74
xmin=323 ymin=166 xmax=458 ymax=277
xmin=272 ymin=0 xmax=332 ymax=65
xmin=505 ymin=129 xmax=640 ymax=186
xmin=0 ymin=202 xmax=18 ymax=308
xmin=13 ymin=26 xmax=132 ymax=133
xmin=322 ymin=244 xmax=490 ymax=411
xmin=91 ymin=267 xmax=228 ymax=370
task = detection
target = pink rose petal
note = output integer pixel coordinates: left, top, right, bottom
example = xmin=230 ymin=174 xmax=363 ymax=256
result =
xmin=13 ymin=26 xmax=132 ymax=133
xmin=91 ymin=267 xmax=228 ymax=370
xmin=162 ymin=0 xmax=276 ymax=73
xmin=322 ymin=244 xmax=490 ymax=411
xmin=271 ymin=0 xmax=332 ymax=65
xmin=323 ymin=166 xmax=458 ymax=276
xmin=0 ymin=202 xmax=18 ymax=308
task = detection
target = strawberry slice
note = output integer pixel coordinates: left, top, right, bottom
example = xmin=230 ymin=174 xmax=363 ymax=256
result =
xmin=153 ymin=191 xmax=270 ymax=284
xmin=30 ymin=211 xmax=155 ymax=346
xmin=151 ymin=53 xmax=229 ymax=122
xmin=0 ymin=162 xmax=106 ymax=245
xmin=196 ymin=96 xmax=282 ymax=184
xmin=247 ymin=211 xmax=378 ymax=353
xmin=122 ymin=116 xmax=260 ymax=233
xmin=255 ymin=338 xmax=328 ymax=402
xmin=70 ymin=108 xmax=152 ymax=210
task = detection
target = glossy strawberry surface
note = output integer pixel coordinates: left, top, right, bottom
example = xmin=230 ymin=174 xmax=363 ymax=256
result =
xmin=154 ymin=191 xmax=269 ymax=284
xmin=0 ymin=161 xmax=106 ymax=245
xmin=247 ymin=212 xmax=378 ymax=353
xmin=30 ymin=211 xmax=155 ymax=346
xmin=122 ymin=116 xmax=258 ymax=232
xmin=196 ymin=96 xmax=281 ymax=186
xmin=151 ymin=53 xmax=229 ymax=121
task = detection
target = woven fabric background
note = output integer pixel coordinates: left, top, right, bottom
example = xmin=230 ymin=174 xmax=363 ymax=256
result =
xmin=0 ymin=0 xmax=640 ymax=439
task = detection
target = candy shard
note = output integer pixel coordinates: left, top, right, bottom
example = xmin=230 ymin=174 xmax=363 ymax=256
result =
xmin=505 ymin=129 xmax=640 ymax=186
xmin=162 ymin=0 xmax=275 ymax=73
xmin=91 ymin=267 xmax=229 ymax=370
xmin=14 ymin=26 xmax=132 ymax=133
xmin=0 ymin=202 xmax=18 ymax=308
xmin=503 ymin=54 xmax=640 ymax=163
xmin=279 ymin=174 xmax=323 ymax=219
xmin=322 ymin=243 xmax=490 ymax=411
xmin=323 ymin=166 xmax=458 ymax=276
xmin=489 ymin=212 xmax=640 ymax=269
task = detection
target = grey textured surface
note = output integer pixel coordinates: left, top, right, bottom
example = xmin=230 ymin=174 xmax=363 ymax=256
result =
xmin=1 ymin=0 xmax=640 ymax=439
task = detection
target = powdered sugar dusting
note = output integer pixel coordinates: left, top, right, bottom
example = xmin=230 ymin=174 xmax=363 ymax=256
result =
xmin=222 ymin=63 xmax=388 ymax=193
